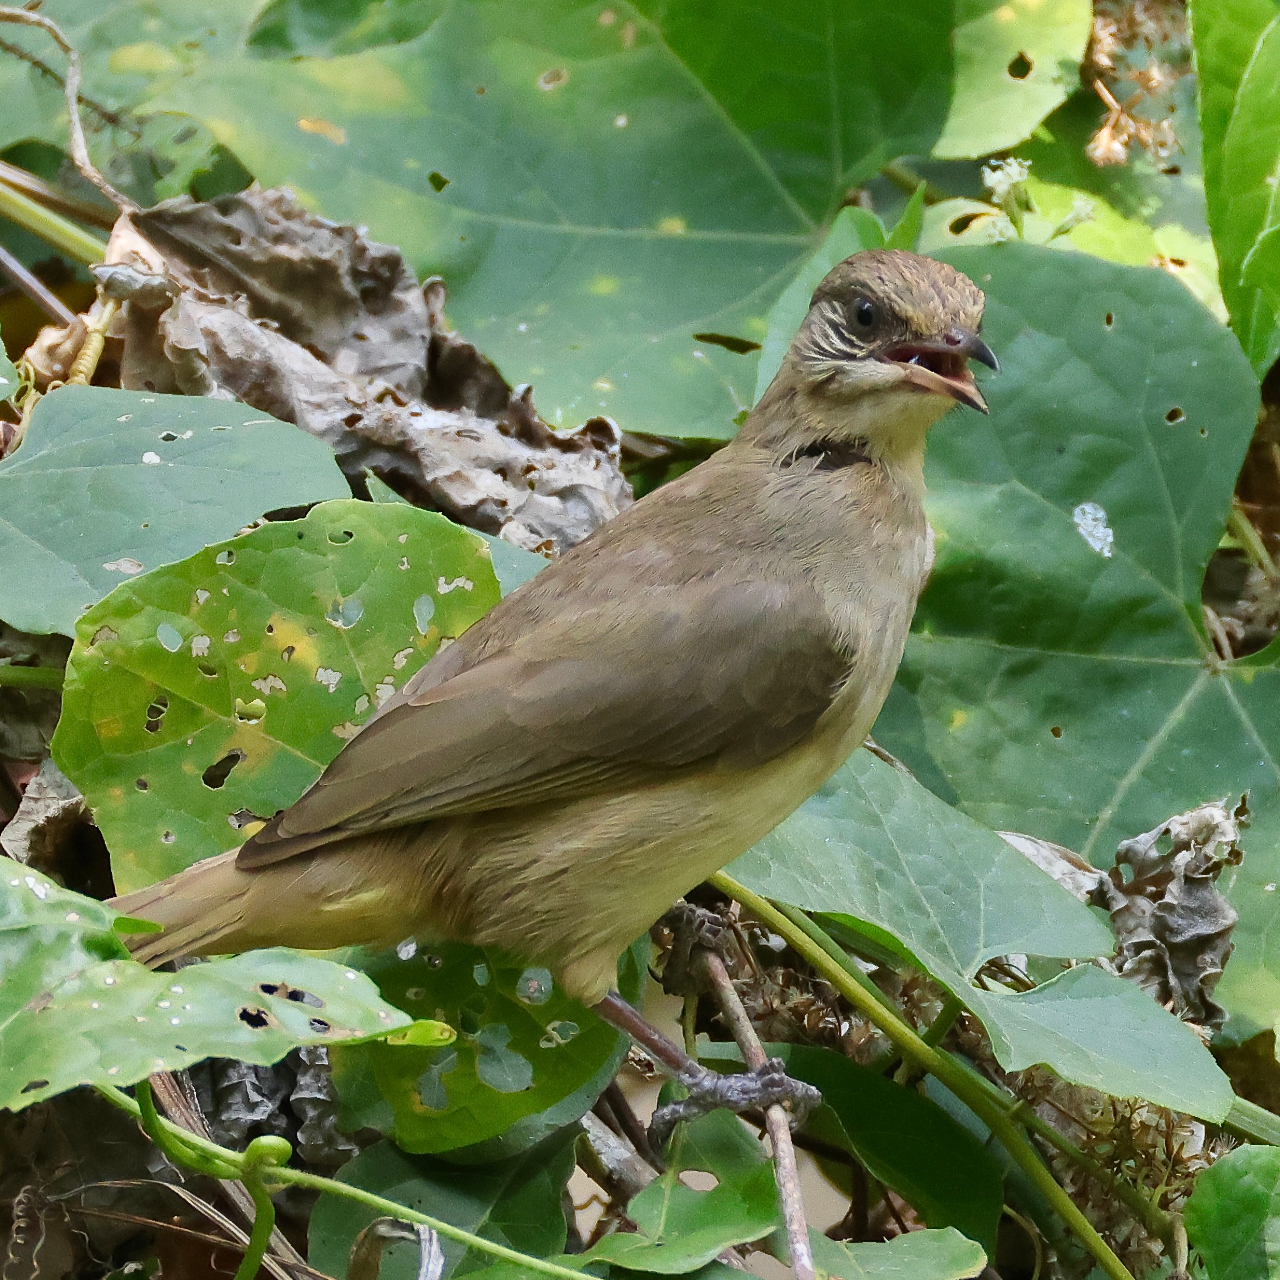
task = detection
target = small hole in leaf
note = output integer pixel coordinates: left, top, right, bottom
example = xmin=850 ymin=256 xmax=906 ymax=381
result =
xmin=215 ymin=550 xmax=235 ymax=565
xmin=289 ymin=988 xmax=323 ymax=1007
xmin=692 ymin=332 xmax=761 ymax=355
xmin=21 ymin=1079 xmax=49 ymax=1094
xmin=428 ymin=171 xmax=450 ymax=192
xmin=174 ymin=1043 xmax=187 ymax=1051
xmin=308 ymin=1017 xmax=332 ymax=1034
xmin=159 ymin=431 xmax=179 ymax=441
xmin=260 ymin=982 xmax=280 ymax=996
xmin=1007 ymin=52 xmax=1032 ymax=79
xmin=328 ymin=529 xmax=355 ymax=545
xmin=536 ymin=67 xmax=568 ymax=90
xmin=1162 ymin=164 xmax=1181 ymax=175
xmin=238 ymin=1007 xmax=271 ymax=1029
xmin=1199 ymin=427 xmax=1207 ymax=436
xmin=281 ymin=646 xmax=295 ymax=662
xmin=1050 ymin=726 xmax=1062 ymax=739
xmin=229 ymin=808 xmax=265 ymax=830
xmin=1104 ymin=313 xmax=1114 ymax=328
xmin=162 ymin=831 xmax=175 ymax=844
xmin=265 ymin=624 xmax=274 ymax=634
xmin=948 ymin=212 xmax=985 ymax=235
xmin=197 ymin=662 xmax=218 ymax=678
xmin=202 ymin=750 xmax=246 ymax=789
xmin=135 ymin=778 xmax=149 ymax=791
xmin=1166 ymin=407 xmax=1185 ymax=424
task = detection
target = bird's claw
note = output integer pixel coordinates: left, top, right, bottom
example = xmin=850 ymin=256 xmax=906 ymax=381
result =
xmin=647 ymin=1057 xmax=822 ymax=1149
xmin=656 ymin=900 xmax=733 ymax=997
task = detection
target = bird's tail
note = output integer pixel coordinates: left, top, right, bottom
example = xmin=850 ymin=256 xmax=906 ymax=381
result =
xmin=111 ymin=850 xmax=252 ymax=968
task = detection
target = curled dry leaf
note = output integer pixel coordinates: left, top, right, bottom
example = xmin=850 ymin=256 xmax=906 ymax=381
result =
xmin=68 ymin=187 xmax=634 ymax=555
xmin=1096 ymin=796 xmax=1247 ymax=1033
xmin=0 ymin=758 xmax=85 ymax=873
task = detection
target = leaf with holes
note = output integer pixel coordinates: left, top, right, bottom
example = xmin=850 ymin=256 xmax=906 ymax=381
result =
xmin=1192 ymin=0 xmax=1280 ymax=373
xmin=331 ymin=938 xmax=647 ymax=1156
xmin=852 ymin=242 xmax=1280 ymax=1040
xmin=581 ymin=1108 xmax=782 ymax=1273
xmin=931 ymin=0 xmax=1093 ymax=159
xmin=51 ymin=499 xmax=500 ymax=894
xmin=0 ymin=855 xmax=421 ymax=1109
xmin=0 ymin=386 xmax=347 ymax=637
xmin=309 ymin=1133 xmax=576 ymax=1280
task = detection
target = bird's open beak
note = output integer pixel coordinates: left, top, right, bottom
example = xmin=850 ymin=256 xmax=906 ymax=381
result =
xmin=880 ymin=329 xmax=999 ymax=415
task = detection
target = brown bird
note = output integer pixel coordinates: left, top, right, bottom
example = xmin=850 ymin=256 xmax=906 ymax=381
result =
xmin=113 ymin=249 xmax=995 ymax=1121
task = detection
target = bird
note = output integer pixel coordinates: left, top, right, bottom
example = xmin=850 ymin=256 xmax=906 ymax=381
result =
xmin=112 ymin=248 xmax=996 ymax=1122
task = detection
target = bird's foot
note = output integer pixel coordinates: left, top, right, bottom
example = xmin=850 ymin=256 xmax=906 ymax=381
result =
xmin=648 ymin=1057 xmax=821 ymax=1149
xmin=656 ymin=900 xmax=733 ymax=997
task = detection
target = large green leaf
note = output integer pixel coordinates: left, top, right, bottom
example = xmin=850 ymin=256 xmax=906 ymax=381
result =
xmin=932 ymin=0 xmax=1092 ymax=159
xmin=700 ymin=1042 xmax=1002 ymax=1253
xmin=0 ymin=386 xmax=347 ymax=637
xmin=52 ymin=499 xmax=499 ymax=893
xmin=851 ymin=242 xmax=1280 ymax=1040
xmin=330 ymin=939 xmax=645 ymax=1156
xmin=730 ymin=750 xmax=1233 ymax=1119
xmin=581 ymin=1108 xmax=782 ymax=1274
xmin=142 ymin=0 xmax=957 ymax=440
xmin=0 ymin=856 xmax=418 ymax=1109
xmin=1186 ymin=1145 xmax=1280 ymax=1280
xmin=309 ymin=1132 xmax=577 ymax=1280
xmin=1191 ymin=0 xmax=1280 ymax=373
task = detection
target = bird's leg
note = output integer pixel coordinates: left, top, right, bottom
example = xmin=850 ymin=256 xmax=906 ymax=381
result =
xmin=594 ymin=902 xmax=821 ymax=1153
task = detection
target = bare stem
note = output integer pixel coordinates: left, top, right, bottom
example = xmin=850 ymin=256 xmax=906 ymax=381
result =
xmin=0 ymin=664 xmax=64 ymax=690
xmin=0 ymin=180 xmax=108 ymax=266
xmin=0 ymin=241 xmax=77 ymax=325
xmin=700 ymin=950 xmax=816 ymax=1280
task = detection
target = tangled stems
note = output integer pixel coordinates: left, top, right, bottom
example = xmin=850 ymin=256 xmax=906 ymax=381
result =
xmin=100 ymin=1084 xmax=600 ymax=1280
xmin=710 ymin=871 xmax=1139 ymax=1280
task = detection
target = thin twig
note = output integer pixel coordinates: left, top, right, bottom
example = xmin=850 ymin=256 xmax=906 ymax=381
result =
xmin=700 ymin=951 xmax=816 ymax=1280
xmin=0 ymin=7 xmax=136 ymax=210
xmin=0 ymin=241 xmax=77 ymax=325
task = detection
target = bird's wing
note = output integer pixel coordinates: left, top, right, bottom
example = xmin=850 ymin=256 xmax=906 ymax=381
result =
xmin=236 ymin=576 xmax=852 ymax=868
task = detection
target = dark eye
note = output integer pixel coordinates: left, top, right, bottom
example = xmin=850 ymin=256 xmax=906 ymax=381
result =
xmin=853 ymin=298 xmax=875 ymax=327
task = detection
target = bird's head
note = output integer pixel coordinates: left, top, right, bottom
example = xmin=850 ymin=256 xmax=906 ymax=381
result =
xmin=787 ymin=249 xmax=996 ymax=417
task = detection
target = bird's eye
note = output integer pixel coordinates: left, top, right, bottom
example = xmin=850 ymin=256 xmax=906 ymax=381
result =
xmin=853 ymin=299 xmax=876 ymax=328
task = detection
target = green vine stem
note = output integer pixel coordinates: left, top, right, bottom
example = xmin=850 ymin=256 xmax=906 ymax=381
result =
xmin=101 ymin=1085 xmax=601 ymax=1280
xmin=236 ymin=1136 xmax=291 ymax=1280
xmin=0 ymin=180 xmax=108 ymax=266
xmin=711 ymin=871 xmax=1138 ymax=1280
xmin=0 ymin=664 xmax=65 ymax=690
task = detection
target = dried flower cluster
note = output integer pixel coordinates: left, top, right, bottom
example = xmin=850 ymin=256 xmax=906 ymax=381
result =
xmin=1084 ymin=0 xmax=1191 ymax=166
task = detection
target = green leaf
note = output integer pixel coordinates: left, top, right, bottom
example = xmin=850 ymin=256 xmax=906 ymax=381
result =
xmin=146 ymin=0 xmax=957 ymax=439
xmin=0 ymin=386 xmax=347 ymax=637
xmin=1192 ymin=0 xmax=1280 ymax=372
xmin=730 ymin=750 xmax=1232 ymax=1119
xmin=51 ymin=499 xmax=498 ymax=893
xmin=732 ymin=749 xmax=1113 ymax=982
xmin=309 ymin=1132 xmax=577 ymax=1280
xmin=860 ymin=242 xmax=1280 ymax=1040
xmin=0 ymin=856 xmax=413 ymax=1109
xmin=0 ymin=325 xmax=18 ymax=403
xmin=753 ymin=206 xmax=887 ymax=401
xmin=700 ymin=1042 xmax=1003 ymax=1254
xmin=885 ymin=183 xmax=927 ymax=253
xmin=1186 ymin=1144 xmax=1280 ymax=1279
xmin=810 ymin=1228 xmax=986 ymax=1280
xmin=330 ymin=938 xmax=645 ymax=1156
xmin=581 ymin=1109 xmax=782 ymax=1273
xmin=932 ymin=0 xmax=1093 ymax=159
